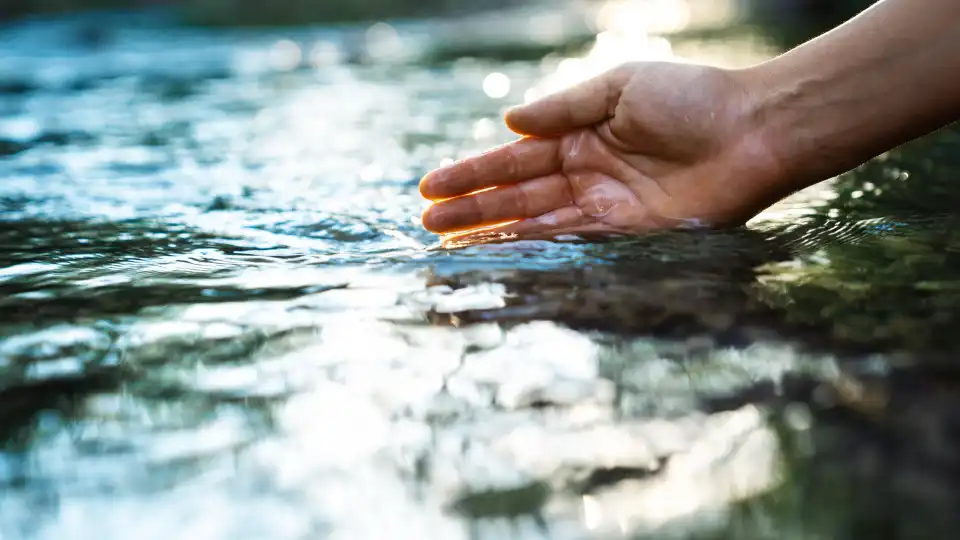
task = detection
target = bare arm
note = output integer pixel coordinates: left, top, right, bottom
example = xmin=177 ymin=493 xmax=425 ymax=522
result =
xmin=745 ymin=0 xmax=960 ymax=196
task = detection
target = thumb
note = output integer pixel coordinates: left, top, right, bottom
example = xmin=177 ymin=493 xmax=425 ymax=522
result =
xmin=504 ymin=64 xmax=632 ymax=137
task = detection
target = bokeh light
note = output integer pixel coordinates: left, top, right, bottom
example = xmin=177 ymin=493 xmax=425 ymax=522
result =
xmin=360 ymin=163 xmax=384 ymax=182
xmin=597 ymin=0 xmax=691 ymax=34
xmin=309 ymin=40 xmax=344 ymax=68
xmin=269 ymin=39 xmax=302 ymax=72
xmin=365 ymin=21 xmax=406 ymax=63
xmin=482 ymin=72 xmax=511 ymax=99
xmin=472 ymin=118 xmax=497 ymax=141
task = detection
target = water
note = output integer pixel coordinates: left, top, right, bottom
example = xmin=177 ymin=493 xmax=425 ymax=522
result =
xmin=2 ymin=4 xmax=960 ymax=539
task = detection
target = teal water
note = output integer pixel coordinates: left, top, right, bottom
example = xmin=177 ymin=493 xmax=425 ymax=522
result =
xmin=2 ymin=6 xmax=960 ymax=539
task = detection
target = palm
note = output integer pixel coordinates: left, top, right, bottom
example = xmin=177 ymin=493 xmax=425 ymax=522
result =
xmin=552 ymin=125 xmax=692 ymax=232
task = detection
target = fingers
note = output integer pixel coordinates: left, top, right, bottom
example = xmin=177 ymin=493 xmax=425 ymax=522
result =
xmin=440 ymin=206 xmax=622 ymax=247
xmin=485 ymin=205 xmax=587 ymax=236
xmin=419 ymin=138 xmax=561 ymax=200
xmin=421 ymin=174 xmax=572 ymax=233
xmin=504 ymin=65 xmax=632 ymax=137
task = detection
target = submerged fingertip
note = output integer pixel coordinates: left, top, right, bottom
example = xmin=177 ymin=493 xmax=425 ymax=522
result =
xmin=420 ymin=206 xmax=443 ymax=233
xmin=422 ymin=203 xmax=464 ymax=234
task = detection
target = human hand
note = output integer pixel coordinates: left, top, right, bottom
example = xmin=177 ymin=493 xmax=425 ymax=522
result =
xmin=419 ymin=61 xmax=787 ymax=239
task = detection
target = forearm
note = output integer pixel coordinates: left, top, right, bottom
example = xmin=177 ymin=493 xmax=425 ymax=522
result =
xmin=741 ymin=0 xmax=960 ymax=193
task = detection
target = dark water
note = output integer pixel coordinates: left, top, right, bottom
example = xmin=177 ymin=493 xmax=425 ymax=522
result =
xmin=2 ymin=5 xmax=960 ymax=540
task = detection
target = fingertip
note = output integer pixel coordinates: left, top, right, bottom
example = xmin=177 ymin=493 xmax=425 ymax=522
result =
xmin=418 ymin=171 xmax=436 ymax=199
xmin=420 ymin=204 xmax=449 ymax=234
xmin=419 ymin=169 xmax=449 ymax=200
xmin=505 ymin=104 xmax=564 ymax=138
xmin=503 ymin=105 xmax=533 ymax=136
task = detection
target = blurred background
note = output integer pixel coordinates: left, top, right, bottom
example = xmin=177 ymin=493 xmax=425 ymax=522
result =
xmin=0 ymin=0 xmax=871 ymax=24
xmin=2 ymin=0 xmax=873 ymax=36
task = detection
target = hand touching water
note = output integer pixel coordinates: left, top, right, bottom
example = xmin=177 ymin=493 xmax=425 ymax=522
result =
xmin=419 ymin=62 xmax=787 ymax=238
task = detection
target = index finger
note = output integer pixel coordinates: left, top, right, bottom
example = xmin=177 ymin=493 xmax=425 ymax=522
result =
xmin=504 ymin=64 xmax=632 ymax=137
xmin=419 ymin=137 xmax=560 ymax=200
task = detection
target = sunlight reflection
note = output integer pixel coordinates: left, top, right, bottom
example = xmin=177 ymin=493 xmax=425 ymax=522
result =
xmin=525 ymin=1 xmax=681 ymax=100
xmin=582 ymin=495 xmax=603 ymax=530
xmin=365 ymin=21 xmax=407 ymax=63
xmin=269 ymin=39 xmax=302 ymax=72
xmin=464 ymin=186 xmax=498 ymax=196
xmin=360 ymin=163 xmax=385 ymax=182
xmin=482 ymin=72 xmax=511 ymax=99
xmin=521 ymin=0 xmax=769 ymax=103
xmin=472 ymin=118 xmax=497 ymax=141
xmin=597 ymin=0 xmax=691 ymax=34
xmin=749 ymin=180 xmax=836 ymax=225
xmin=309 ymin=40 xmax=343 ymax=68
xmin=440 ymin=219 xmax=521 ymax=245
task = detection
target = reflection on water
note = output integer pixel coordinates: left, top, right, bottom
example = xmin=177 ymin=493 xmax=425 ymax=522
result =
xmin=2 ymin=1 xmax=960 ymax=539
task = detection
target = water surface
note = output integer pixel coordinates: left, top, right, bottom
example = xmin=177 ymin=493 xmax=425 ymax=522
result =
xmin=2 ymin=5 xmax=960 ymax=539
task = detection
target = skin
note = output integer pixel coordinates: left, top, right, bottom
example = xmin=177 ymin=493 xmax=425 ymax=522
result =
xmin=419 ymin=0 xmax=960 ymax=240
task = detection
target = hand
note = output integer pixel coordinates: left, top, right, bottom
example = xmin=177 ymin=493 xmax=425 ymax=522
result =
xmin=419 ymin=61 xmax=787 ymax=239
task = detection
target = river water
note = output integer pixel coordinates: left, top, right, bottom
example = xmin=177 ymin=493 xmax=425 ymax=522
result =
xmin=2 ymin=3 xmax=960 ymax=539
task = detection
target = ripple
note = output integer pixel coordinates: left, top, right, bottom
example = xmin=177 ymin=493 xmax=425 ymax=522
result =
xmin=0 ymin=325 xmax=113 ymax=377
xmin=0 ymin=80 xmax=39 ymax=96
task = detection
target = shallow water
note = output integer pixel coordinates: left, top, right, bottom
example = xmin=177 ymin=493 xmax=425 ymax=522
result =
xmin=3 ymin=5 xmax=960 ymax=540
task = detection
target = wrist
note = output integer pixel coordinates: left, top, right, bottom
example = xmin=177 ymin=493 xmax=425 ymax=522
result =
xmin=731 ymin=60 xmax=851 ymax=199
xmin=722 ymin=64 xmax=804 ymax=203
